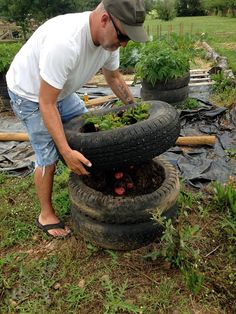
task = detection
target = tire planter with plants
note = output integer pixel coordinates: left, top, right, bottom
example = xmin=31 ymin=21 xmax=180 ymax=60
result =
xmin=63 ymin=101 xmax=180 ymax=171
xmin=69 ymin=157 xmax=180 ymax=251
xmin=140 ymin=72 xmax=190 ymax=105
xmin=135 ymin=40 xmax=191 ymax=106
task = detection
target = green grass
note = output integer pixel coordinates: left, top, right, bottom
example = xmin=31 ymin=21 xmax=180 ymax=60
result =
xmin=145 ymin=16 xmax=236 ymax=73
xmin=0 ymin=165 xmax=235 ymax=313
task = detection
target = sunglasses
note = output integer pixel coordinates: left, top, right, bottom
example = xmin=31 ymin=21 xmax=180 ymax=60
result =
xmin=109 ymin=14 xmax=130 ymax=43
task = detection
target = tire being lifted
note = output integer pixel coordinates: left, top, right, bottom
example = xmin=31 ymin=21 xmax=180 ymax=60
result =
xmin=63 ymin=100 xmax=180 ymax=170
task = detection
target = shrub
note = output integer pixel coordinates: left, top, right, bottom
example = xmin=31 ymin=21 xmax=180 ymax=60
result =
xmin=156 ymin=0 xmax=176 ymax=21
xmin=0 ymin=42 xmax=23 ymax=73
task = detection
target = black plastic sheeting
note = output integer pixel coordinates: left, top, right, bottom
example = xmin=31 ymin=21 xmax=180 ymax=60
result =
xmin=0 ymin=89 xmax=235 ymax=187
xmin=163 ymin=99 xmax=236 ymax=188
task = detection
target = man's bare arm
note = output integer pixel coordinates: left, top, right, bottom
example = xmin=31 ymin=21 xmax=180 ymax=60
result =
xmin=102 ymin=68 xmax=135 ymax=104
xmin=39 ymin=79 xmax=91 ymax=175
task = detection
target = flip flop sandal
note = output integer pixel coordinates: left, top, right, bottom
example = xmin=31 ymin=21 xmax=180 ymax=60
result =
xmin=35 ymin=218 xmax=71 ymax=238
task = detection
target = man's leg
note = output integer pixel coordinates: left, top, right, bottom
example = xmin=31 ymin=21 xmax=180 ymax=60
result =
xmin=35 ymin=164 xmax=70 ymax=237
xmin=8 ymin=90 xmax=70 ymax=237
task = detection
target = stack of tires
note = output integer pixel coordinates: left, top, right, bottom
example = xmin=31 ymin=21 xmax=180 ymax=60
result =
xmin=141 ymin=72 xmax=190 ymax=106
xmin=64 ymin=100 xmax=181 ymax=250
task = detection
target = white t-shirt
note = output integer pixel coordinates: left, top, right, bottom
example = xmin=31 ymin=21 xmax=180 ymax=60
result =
xmin=6 ymin=12 xmax=119 ymax=102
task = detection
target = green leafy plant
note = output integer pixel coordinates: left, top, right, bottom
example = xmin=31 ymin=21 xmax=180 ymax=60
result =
xmin=212 ymin=178 xmax=236 ymax=240
xmin=162 ymin=221 xmax=201 ymax=268
xmin=212 ymin=179 xmax=236 ymax=213
xmin=181 ymin=97 xmax=200 ymax=109
xmin=0 ymin=43 xmax=23 ymax=73
xmin=119 ymin=41 xmax=142 ymax=72
xmin=182 ymin=268 xmax=204 ymax=295
xmin=135 ymin=41 xmax=190 ymax=86
xmin=144 ymin=217 xmax=204 ymax=295
xmin=83 ymin=103 xmax=150 ymax=131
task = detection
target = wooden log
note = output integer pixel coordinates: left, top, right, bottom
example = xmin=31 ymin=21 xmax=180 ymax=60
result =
xmin=0 ymin=132 xmax=216 ymax=146
xmin=0 ymin=132 xmax=29 ymax=141
xmin=86 ymin=94 xmax=116 ymax=108
xmin=176 ymin=136 xmax=216 ymax=146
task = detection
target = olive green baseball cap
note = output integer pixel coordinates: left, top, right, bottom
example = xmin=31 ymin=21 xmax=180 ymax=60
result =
xmin=103 ymin=0 xmax=148 ymax=42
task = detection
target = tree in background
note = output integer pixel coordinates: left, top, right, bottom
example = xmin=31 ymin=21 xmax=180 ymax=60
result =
xmin=202 ymin=0 xmax=236 ymax=16
xmin=32 ymin=0 xmax=76 ymax=22
xmin=176 ymin=0 xmax=205 ymax=16
xmin=0 ymin=0 xmax=33 ymax=40
xmin=145 ymin=0 xmax=157 ymax=12
xmin=156 ymin=0 xmax=177 ymax=21
xmin=74 ymin=0 xmax=100 ymax=12
xmin=0 ymin=0 xmax=77 ymax=40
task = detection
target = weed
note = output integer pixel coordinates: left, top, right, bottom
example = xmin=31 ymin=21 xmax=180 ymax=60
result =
xmin=225 ymin=148 xmax=236 ymax=160
xmin=212 ymin=178 xmax=236 ymax=213
xmin=102 ymin=278 xmax=141 ymax=314
xmin=139 ymin=277 xmax=180 ymax=313
xmin=1 ymin=218 xmax=36 ymax=248
xmin=86 ymin=242 xmax=100 ymax=257
xmin=179 ymin=190 xmax=195 ymax=210
xmin=210 ymin=72 xmax=236 ymax=108
xmin=160 ymin=220 xmax=201 ymax=269
xmin=105 ymin=250 xmax=119 ymax=268
xmin=64 ymin=283 xmax=90 ymax=310
xmin=179 ymin=190 xmax=204 ymax=217
xmin=180 ymin=97 xmax=200 ymax=110
xmin=198 ymin=204 xmax=210 ymax=217
xmin=53 ymin=190 xmax=70 ymax=218
xmin=149 ymin=208 xmax=205 ymax=295
xmin=0 ymin=172 xmax=7 ymax=184
xmin=212 ymin=179 xmax=236 ymax=240
xmin=182 ymin=268 xmax=204 ymax=295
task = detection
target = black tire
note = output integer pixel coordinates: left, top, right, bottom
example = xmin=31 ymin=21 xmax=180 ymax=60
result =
xmin=63 ymin=101 xmax=180 ymax=170
xmin=69 ymin=157 xmax=180 ymax=224
xmin=141 ymin=72 xmax=190 ymax=105
xmin=141 ymin=72 xmax=190 ymax=91
xmin=71 ymin=203 xmax=178 ymax=251
xmin=141 ymin=85 xmax=189 ymax=104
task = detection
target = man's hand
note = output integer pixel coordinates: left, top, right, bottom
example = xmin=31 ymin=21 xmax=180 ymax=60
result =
xmin=62 ymin=149 xmax=92 ymax=176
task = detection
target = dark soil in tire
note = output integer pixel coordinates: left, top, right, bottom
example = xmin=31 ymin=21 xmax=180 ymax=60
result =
xmin=69 ymin=157 xmax=180 ymax=224
xmin=71 ymin=203 xmax=178 ymax=251
xmin=63 ymin=101 xmax=180 ymax=171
